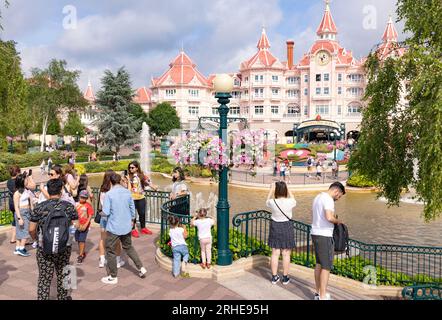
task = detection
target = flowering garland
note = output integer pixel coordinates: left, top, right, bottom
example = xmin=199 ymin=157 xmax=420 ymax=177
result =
xmin=168 ymin=131 xmax=228 ymax=170
xmin=169 ymin=131 xmax=202 ymax=165
xmin=231 ymin=129 xmax=265 ymax=167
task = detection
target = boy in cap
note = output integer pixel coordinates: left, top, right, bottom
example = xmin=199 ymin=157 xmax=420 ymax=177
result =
xmin=75 ymin=189 xmax=94 ymax=264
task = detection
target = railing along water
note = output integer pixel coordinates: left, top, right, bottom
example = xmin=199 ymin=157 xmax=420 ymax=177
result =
xmin=231 ymin=210 xmax=442 ymax=286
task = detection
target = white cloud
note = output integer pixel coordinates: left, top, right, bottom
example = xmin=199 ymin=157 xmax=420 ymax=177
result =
xmin=4 ymin=0 xmax=406 ymax=92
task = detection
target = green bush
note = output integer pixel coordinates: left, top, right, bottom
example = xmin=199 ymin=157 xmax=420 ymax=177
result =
xmin=0 ymin=151 xmax=65 ymax=169
xmin=151 ymin=157 xmax=174 ymax=175
xmin=201 ymin=168 xmax=213 ymax=178
xmin=83 ymin=160 xmax=132 ymax=173
xmin=347 ymin=172 xmax=376 ymax=188
xmin=0 ymin=210 xmax=14 ymax=226
xmin=0 ymin=163 xmax=9 ymax=182
xmin=184 ymin=165 xmax=202 ymax=177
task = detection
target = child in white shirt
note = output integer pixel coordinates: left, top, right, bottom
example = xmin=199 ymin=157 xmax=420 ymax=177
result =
xmin=191 ymin=208 xmax=215 ymax=269
xmin=168 ymin=216 xmax=189 ymax=277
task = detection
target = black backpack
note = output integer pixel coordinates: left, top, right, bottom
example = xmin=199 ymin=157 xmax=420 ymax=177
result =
xmin=41 ymin=201 xmax=70 ymax=255
xmin=333 ymin=223 xmax=349 ymax=255
xmin=307 ymin=158 xmax=312 ymax=165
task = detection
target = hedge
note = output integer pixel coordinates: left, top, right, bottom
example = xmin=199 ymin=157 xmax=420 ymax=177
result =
xmin=0 ymin=151 xmax=65 ymax=168
xmin=347 ymin=172 xmax=376 ymax=188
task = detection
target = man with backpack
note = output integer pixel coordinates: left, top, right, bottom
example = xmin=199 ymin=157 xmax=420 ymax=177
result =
xmin=311 ymin=182 xmax=345 ymax=300
xmin=29 ymin=179 xmax=78 ymax=300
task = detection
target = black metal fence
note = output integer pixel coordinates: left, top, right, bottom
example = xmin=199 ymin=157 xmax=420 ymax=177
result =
xmin=231 ymin=210 xmax=442 ymax=286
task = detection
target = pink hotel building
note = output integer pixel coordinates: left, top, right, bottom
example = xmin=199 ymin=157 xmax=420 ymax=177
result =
xmin=82 ymin=2 xmax=401 ymax=143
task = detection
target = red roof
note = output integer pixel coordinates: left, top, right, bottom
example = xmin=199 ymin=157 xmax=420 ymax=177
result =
xmin=316 ymin=1 xmax=337 ymax=36
xmin=382 ymin=16 xmax=398 ymax=42
xmin=133 ymin=87 xmax=151 ymax=104
xmin=377 ymin=17 xmax=405 ymax=59
xmin=241 ymin=28 xmax=280 ymax=69
xmin=257 ymin=28 xmax=271 ymax=49
xmin=152 ymin=51 xmax=209 ymax=87
xmin=83 ymin=81 xmax=95 ymax=102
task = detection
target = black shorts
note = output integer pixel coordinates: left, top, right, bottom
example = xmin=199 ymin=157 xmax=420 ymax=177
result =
xmin=312 ymin=235 xmax=334 ymax=270
xmin=75 ymin=229 xmax=89 ymax=243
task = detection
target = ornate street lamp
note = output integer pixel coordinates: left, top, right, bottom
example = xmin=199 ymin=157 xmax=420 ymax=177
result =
xmin=213 ymin=74 xmax=234 ymax=266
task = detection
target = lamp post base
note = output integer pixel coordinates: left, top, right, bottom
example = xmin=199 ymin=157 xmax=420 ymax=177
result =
xmin=217 ymin=249 xmax=233 ymax=266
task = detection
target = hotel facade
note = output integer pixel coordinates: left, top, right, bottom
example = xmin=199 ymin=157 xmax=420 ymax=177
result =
xmin=82 ymin=2 xmax=401 ymax=143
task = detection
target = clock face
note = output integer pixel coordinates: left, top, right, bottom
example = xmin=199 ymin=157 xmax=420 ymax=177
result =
xmin=316 ymin=50 xmax=330 ymax=66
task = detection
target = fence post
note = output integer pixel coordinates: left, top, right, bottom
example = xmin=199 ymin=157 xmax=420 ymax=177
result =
xmin=245 ymin=215 xmax=249 ymax=256
xmin=373 ymin=244 xmax=377 ymax=268
xmin=306 ymin=226 xmax=311 ymax=267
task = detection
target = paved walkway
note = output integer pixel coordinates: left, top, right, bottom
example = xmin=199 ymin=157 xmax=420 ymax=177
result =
xmin=0 ymin=225 xmax=383 ymax=300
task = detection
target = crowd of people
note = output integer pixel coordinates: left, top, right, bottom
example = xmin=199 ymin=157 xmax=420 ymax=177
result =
xmin=5 ymin=161 xmax=192 ymax=299
xmin=6 ymin=157 xmax=344 ymax=301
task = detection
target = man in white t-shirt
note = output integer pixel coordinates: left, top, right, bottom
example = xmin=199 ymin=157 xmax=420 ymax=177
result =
xmin=311 ymin=182 xmax=345 ymax=300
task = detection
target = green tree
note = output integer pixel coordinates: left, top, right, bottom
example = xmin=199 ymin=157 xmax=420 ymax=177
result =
xmin=63 ymin=112 xmax=85 ymax=137
xmin=147 ymin=102 xmax=181 ymax=137
xmin=96 ymin=67 xmax=139 ymax=153
xmin=27 ymin=59 xmax=87 ymax=151
xmin=349 ymin=0 xmax=442 ymax=221
xmin=129 ymin=103 xmax=149 ymax=132
xmin=0 ymin=40 xmax=29 ymax=138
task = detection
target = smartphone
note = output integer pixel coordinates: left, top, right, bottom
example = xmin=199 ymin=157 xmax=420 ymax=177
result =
xmin=124 ymin=170 xmax=128 ymax=176
xmin=28 ymin=169 xmax=32 ymax=176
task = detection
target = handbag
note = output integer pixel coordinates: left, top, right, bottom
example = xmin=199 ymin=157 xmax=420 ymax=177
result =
xmin=273 ymin=199 xmax=294 ymax=222
xmin=93 ymin=193 xmax=102 ymax=224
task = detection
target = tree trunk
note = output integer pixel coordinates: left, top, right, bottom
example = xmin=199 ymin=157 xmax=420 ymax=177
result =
xmin=40 ymin=113 xmax=49 ymax=152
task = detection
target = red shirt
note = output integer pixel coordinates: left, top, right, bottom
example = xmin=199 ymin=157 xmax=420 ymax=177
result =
xmin=76 ymin=202 xmax=94 ymax=227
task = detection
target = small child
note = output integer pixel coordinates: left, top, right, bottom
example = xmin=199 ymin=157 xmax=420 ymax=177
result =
xmin=75 ymin=190 xmax=94 ymax=264
xmin=191 ymin=208 xmax=215 ymax=269
xmin=168 ymin=216 xmax=189 ymax=278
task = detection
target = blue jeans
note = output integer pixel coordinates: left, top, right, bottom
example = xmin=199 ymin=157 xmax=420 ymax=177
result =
xmin=172 ymin=245 xmax=189 ymax=277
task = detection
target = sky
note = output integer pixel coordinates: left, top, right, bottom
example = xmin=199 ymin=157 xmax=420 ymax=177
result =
xmin=0 ymin=0 xmax=406 ymax=93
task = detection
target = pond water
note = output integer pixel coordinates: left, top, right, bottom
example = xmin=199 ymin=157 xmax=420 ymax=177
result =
xmin=88 ymin=173 xmax=442 ymax=247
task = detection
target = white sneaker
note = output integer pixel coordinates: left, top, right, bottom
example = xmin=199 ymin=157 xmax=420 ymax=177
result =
xmin=32 ymin=241 xmax=38 ymax=249
xmin=99 ymin=259 xmax=106 ymax=268
xmin=13 ymin=249 xmax=19 ymax=255
xmin=117 ymin=260 xmax=125 ymax=268
xmin=138 ymin=267 xmax=147 ymax=278
xmin=320 ymin=293 xmax=332 ymax=300
xmin=101 ymin=276 xmax=118 ymax=284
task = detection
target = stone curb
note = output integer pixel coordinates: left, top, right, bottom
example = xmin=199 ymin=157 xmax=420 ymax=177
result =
xmin=155 ymin=249 xmax=402 ymax=298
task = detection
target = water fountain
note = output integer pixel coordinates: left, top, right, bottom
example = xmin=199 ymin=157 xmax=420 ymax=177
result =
xmin=189 ymin=191 xmax=218 ymax=223
xmin=379 ymin=158 xmax=423 ymax=205
xmin=140 ymin=122 xmax=151 ymax=174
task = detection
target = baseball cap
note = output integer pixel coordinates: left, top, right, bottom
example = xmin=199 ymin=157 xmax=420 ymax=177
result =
xmin=79 ymin=190 xmax=89 ymax=198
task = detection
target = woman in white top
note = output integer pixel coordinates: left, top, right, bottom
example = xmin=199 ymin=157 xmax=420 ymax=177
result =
xmin=266 ymin=181 xmax=296 ymax=285
xmin=191 ymin=208 xmax=215 ymax=269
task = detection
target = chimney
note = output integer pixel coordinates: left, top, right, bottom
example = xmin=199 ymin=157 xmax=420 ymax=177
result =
xmin=286 ymin=40 xmax=295 ymax=69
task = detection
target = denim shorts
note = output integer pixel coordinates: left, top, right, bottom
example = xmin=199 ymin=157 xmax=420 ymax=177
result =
xmin=100 ymin=217 xmax=107 ymax=229
xmin=75 ymin=229 xmax=89 ymax=242
xmin=15 ymin=209 xmax=31 ymax=240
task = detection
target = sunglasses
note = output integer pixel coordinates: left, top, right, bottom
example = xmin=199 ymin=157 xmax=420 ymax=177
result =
xmin=49 ymin=173 xmax=55 ymax=176
xmin=129 ymin=166 xmax=136 ymax=169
